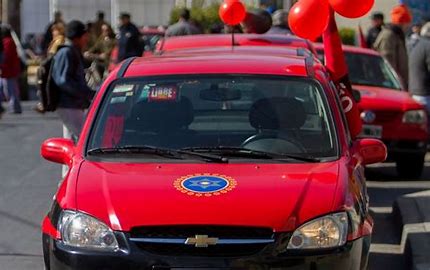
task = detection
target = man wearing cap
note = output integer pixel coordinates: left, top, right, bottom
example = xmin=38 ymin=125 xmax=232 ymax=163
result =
xmin=367 ymin=12 xmax=384 ymax=48
xmin=374 ymin=4 xmax=412 ymax=87
xmin=51 ymin=20 xmax=95 ymax=141
xmin=118 ymin=13 xmax=142 ymax=62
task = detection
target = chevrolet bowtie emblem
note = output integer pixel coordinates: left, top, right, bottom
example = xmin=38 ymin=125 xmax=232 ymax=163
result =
xmin=185 ymin=235 xmax=218 ymax=248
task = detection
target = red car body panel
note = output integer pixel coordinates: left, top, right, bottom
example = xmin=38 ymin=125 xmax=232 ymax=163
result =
xmin=157 ymin=34 xmax=317 ymax=55
xmin=125 ymin=54 xmax=308 ymax=77
xmin=75 ymin=161 xmax=340 ymax=232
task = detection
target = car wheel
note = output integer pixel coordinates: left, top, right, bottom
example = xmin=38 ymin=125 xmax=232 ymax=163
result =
xmin=396 ymin=153 xmax=425 ymax=179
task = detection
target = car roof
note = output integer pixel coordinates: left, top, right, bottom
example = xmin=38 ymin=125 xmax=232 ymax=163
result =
xmin=162 ymin=45 xmax=312 ymax=58
xmin=313 ymin=43 xmax=380 ymax=56
xmin=158 ymin=34 xmax=315 ymax=53
xmin=124 ymin=50 xmax=316 ymax=78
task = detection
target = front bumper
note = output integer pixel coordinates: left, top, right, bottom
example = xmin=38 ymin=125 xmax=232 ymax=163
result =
xmin=43 ymin=233 xmax=368 ymax=270
xmin=383 ymin=140 xmax=427 ymax=157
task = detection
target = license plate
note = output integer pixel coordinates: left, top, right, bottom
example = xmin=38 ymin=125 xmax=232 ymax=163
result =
xmin=359 ymin=125 xmax=383 ymax=139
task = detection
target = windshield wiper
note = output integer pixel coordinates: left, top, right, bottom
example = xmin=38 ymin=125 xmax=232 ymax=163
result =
xmin=181 ymin=146 xmax=320 ymax=163
xmin=87 ymin=145 xmax=228 ymax=163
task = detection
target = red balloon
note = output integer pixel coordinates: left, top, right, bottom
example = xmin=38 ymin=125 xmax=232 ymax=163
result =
xmin=288 ymin=0 xmax=330 ymax=41
xmin=329 ymin=0 xmax=374 ymax=18
xmin=219 ymin=1 xmax=247 ymax=26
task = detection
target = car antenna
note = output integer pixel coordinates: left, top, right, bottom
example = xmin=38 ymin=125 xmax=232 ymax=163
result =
xmin=219 ymin=0 xmax=246 ymax=49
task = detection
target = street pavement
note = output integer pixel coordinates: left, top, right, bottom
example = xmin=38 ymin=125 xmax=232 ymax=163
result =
xmin=1 ymin=102 xmax=429 ymax=270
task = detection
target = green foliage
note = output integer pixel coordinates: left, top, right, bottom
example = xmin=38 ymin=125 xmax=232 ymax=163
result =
xmin=339 ymin=27 xmax=356 ymax=46
xmin=169 ymin=4 xmax=222 ymax=33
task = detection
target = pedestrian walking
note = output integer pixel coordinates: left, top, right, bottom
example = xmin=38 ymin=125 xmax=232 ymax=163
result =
xmin=373 ymin=4 xmax=411 ymax=87
xmin=367 ymin=12 xmax=384 ymax=48
xmin=407 ymin=22 xmax=422 ymax=53
xmin=408 ymin=22 xmax=430 ymax=130
xmin=0 ymin=25 xmax=22 ymax=114
xmin=47 ymin=23 xmax=66 ymax=57
xmin=266 ymin=9 xmax=291 ymax=35
xmin=165 ymin=8 xmax=202 ymax=37
xmin=0 ymin=27 xmax=4 ymax=117
xmin=51 ymin=20 xmax=95 ymax=142
xmin=117 ymin=13 xmax=142 ymax=62
xmin=84 ymin=23 xmax=116 ymax=78
xmin=42 ymin=11 xmax=64 ymax=54
xmin=93 ymin=11 xmax=109 ymax=39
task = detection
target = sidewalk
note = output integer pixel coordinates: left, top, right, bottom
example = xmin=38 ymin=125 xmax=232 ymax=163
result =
xmin=393 ymin=190 xmax=430 ymax=270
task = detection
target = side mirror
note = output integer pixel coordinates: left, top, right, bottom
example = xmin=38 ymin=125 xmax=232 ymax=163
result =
xmin=354 ymin=139 xmax=387 ymax=165
xmin=41 ymin=138 xmax=75 ymax=165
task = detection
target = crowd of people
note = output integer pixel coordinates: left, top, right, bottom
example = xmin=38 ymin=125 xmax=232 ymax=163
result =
xmin=366 ymin=4 xmax=430 ymax=120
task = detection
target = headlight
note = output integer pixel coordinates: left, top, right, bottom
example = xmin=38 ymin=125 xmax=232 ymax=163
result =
xmin=403 ymin=110 xmax=427 ymax=124
xmin=59 ymin=210 xmax=119 ymax=251
xmin=287 ymin=212 xmax=348 ymax=250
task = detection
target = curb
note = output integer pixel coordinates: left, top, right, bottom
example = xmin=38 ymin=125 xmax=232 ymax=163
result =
xmin=392 ymin=191 xmax=430 ymax=270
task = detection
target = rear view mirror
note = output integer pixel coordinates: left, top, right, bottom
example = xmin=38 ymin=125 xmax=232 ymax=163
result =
xmin=354 ymin=139 xmax=387 ymax=165
xmin=41 ymin=138 xmax=74 ymax=166
xmin=200 ymin=86 xmax=241 ymax=101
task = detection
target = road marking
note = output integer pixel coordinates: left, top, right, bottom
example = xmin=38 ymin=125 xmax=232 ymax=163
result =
xmin=367 ymin=162 xmax=430 ymax=168
xmin=369 ymin=207 xmax=392 ymax=214
xmin=371 ymin=222 xmax=430 ymax=254
xmin=367 ymin=181 xmax=430 ymax=189
xmin=370 ymin=244 xmax=402 ymax=254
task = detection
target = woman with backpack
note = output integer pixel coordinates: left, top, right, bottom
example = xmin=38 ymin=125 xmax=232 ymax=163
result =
xmin=0 ymin=25 xmax=22 ymax=114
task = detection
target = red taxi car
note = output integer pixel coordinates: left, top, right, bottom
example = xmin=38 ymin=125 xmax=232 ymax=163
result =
xmin=314 ymin=45 xmax=428 ymax=178
xmin=41 ymin=47 xmax=386 ymax=269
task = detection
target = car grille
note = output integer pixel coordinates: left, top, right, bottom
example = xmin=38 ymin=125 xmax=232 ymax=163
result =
xmin=375 ymin=111 xmax=401 ymax=123
xmin=130 ymin=225 xmax=274 ymax=257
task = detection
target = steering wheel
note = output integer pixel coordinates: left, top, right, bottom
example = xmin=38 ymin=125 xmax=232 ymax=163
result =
xmin=241 ymin=132 xmax=307 ymax=154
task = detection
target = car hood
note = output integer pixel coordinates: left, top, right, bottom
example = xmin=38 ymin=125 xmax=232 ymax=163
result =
xmin=353 ymin=85 xmax=422 ymax=111
xmin=75 ymin=161 xmax=340 ymax=232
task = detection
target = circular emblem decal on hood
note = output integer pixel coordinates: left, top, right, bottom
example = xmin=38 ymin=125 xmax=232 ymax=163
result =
xmin=174 ymin=174 xmax=236 ymax=197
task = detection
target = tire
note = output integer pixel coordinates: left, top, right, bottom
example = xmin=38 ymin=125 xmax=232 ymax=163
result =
xmin=396 ymin=153 xmax=425 ymax=179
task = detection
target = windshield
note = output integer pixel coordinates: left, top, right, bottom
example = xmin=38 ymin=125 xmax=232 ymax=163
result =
xmin=345 ymin=52 xmax=402 ymax=90
xmin=87 ymin=75 xmax=338 ymax=162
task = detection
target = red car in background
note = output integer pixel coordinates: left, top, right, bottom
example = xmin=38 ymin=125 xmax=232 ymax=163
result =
xmin=41 ymin=45 xmax=386 ymax=269
xmin=315 ymin=45 xmax=428 ymax=178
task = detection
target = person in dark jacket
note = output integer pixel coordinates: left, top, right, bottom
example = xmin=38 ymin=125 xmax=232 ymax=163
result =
xmin=367 ymin=12 xmax=384 ymax=48
xmin=117 ymin=13 xmax=142 ymax=62
xmin=165 ymin=8 xmax=201 ymax=37
xmin=409 ymin=22 xmax=430 ymax=130
xmin=0 ymin=25 xmax=22 ymax=114
xmin=52 ymin=20 xmax=94 ymax=141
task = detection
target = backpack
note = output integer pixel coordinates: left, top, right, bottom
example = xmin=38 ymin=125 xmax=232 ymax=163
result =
xmin=37 ymin=55 xmax=59 ymax=112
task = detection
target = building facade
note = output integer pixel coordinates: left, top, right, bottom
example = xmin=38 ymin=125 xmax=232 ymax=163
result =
xmin=20 ymin=0 xmax=176 ymax=39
